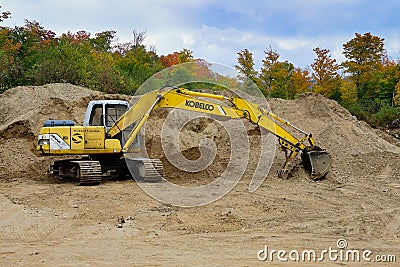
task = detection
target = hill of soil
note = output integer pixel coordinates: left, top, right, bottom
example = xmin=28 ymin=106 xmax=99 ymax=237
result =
xmin=0 ymin=84 xmax=399 ymax=266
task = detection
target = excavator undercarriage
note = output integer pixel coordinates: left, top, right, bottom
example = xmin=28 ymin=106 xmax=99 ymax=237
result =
xmin=51 ymin=160 xmax=103 ymax=185
xmin=51 ymin=157 xmax=163 ymax=185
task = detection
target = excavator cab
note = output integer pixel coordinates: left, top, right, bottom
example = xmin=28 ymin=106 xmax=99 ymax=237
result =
xmin=83 ymin=100 xmax=129 ymax=130
xmin=83 ymin=100 xmax=140 ymax=150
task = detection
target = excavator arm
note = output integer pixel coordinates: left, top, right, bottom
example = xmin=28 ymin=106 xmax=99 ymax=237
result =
xmin=107 ymin=88 xmax=331 ymax=179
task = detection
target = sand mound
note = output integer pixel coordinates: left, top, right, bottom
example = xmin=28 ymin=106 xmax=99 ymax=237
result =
xmin=142 ymin=91 xmax=400 ymax=185
xmin=0 ymin=83 xmax=131 ymax=136
xmin=267 ymin=93 xmax=400 ymax=181
xmin=0 ymin=84 xmax=399 ymax=186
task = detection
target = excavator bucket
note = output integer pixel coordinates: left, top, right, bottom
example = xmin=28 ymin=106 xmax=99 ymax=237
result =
xmin=301 ymin=150 xmax=332 ymax=180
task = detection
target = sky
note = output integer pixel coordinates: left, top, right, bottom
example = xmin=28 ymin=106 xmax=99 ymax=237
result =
xmin=2 ymin=0 xmax=400 ymax=70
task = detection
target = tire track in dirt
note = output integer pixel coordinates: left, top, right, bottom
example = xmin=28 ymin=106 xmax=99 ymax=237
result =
xmin=0 ymin=194 xmax=70 ymax=242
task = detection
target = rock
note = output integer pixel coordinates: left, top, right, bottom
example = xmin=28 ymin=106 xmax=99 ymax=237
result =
xmin=118 ymin=216 xmax=125 ymax=224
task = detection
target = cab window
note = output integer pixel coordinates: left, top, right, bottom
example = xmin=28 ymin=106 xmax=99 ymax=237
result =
xmin=105 ymin=104 xmax=128 ymax=127
xmin=89 ymin=104 xmax=103 ymax=126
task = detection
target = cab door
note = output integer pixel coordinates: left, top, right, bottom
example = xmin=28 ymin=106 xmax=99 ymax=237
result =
xmin=84 ymin=103 xmax=106 ymax=149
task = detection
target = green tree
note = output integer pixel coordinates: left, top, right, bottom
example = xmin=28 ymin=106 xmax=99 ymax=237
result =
xmin=270 ymin=61 xmax=294 ymax=99
xmin=91 ymin=30 xmax=116 ymax=52
xmin=259 ymin=47 xmax=293 ymax=99
xmin=259 ymin=46 xmax=279 ymax=98
xmin=342 ymin=32 xmax=386 ymax=100
xmin=30 ymin=31 xmax=93 ymax=85
xmin=115 ymin=46 xmax=163 ymax=92
xmin=113 ymin=29 xmax=167 ymax=92
xmin=235 ymin=49 xmax=258 ymax=85
xmin=177 ymin=48 xmax=194 ymax=63
xmin=21 ymin=20 xmax=57 ymax=78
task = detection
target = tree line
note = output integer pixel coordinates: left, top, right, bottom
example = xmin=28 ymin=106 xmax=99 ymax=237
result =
xmin=0 ymin=8 xmax=398 ymax=126
xmin=235 ymin=32 xmax=400 ymax=126
xmin=0 ymin=18 xmax=198 ymax=94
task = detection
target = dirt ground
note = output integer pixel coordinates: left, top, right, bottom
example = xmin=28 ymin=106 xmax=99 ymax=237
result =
xmin=0 ymin=84 xmax=399 ymax=266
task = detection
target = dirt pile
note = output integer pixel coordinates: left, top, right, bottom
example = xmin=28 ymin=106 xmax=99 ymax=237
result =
xmin=0 ymin=83 xmax=130 ymax=135
xmin=144 ymin=111 xmax=232 ymax=185
xmin=268 ymin=93 xmax=400 ymax=182
xmin=142 ymin=91 xmax=400 ymax=185
xmin=1 ymin=84 xmax=399 ymax=184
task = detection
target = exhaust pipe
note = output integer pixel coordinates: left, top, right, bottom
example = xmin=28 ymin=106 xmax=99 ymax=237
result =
xmin=301 ymin=148 xmax=332 ymax=180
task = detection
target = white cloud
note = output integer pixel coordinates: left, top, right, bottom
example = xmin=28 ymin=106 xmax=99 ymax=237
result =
xmin=385 ymin=32 xmax=400 ymax=61
xmin=140 ymin=24 xmax=362 ymax=69
xmin=181 ymin=34 xmax=195 ymax=46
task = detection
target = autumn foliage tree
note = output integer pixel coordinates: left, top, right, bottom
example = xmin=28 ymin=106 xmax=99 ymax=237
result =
xmin=0 ymin=20 xmax=57 ymax=89
xmin=235 ymin=34 xmax=398 ymax=126
xmin=394 ymin=81 xmax=400 ymax=106
xmin=339 ymin=79 xmax=357 ymax=105
xmin=287 ymin=67 xmax=312 ymax=99
xmin=159 ymin=49 xmax=194 ymax=67
xmin=376 ymin=58 xmax=399 ymax=104
xmin=311 ymin=47 xmax=341 ymax=99
xmin=0 ymin=21 xmax=188 ymax=94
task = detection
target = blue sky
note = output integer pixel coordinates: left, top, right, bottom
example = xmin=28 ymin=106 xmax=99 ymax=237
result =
xmin=2 ymin=0 xmax=400 ymax=69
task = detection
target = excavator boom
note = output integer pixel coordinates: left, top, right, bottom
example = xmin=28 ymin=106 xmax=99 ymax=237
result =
xmin=108 ymin=88 xmax=332 ymax=179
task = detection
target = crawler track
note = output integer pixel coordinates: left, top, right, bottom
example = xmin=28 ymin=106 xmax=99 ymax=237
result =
xmin=71 ymin=160 xmax=102 ymax=185
xmin=126 ymin=158 xmax=164 ymax=182
xmin=52 ymin=160 xmax=102 ymax=185
xmin=141 ymin=158 xmax=164 ymax=182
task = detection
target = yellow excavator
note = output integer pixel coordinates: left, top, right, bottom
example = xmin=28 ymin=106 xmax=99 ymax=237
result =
xmin=37 ymin=88 xmax=331 ymax=185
